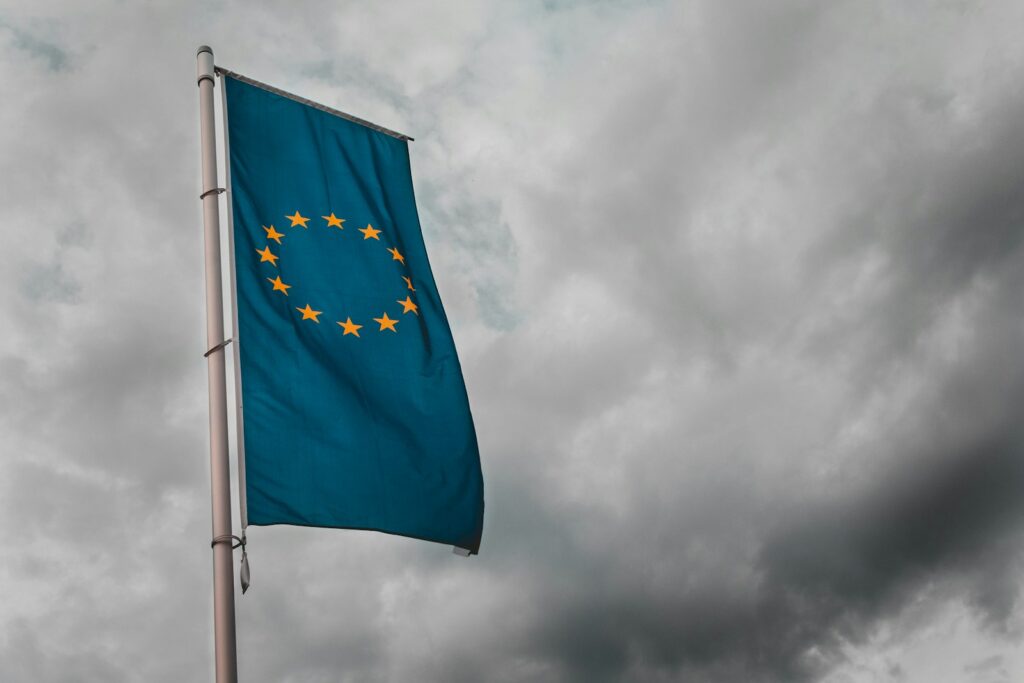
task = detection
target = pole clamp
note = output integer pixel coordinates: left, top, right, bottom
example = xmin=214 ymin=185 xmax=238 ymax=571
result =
xmin=204 ymin=338 xmax=233 ymax=358
xmin=200 ymin=187 xmax=226 ymax=200
xmin=211 ymin=534 xmax=245 ymax=549
xmin=211 ymin=534 xmax=252 ymax=594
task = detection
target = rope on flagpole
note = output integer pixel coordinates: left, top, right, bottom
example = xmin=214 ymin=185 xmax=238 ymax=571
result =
xmin=211 ymin=534 xmax=250 ymax=594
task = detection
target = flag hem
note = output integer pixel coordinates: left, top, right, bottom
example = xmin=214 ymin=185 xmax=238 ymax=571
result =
xmin=215 ymin=66 xmax=414 ymax=142
xmin=245 ymin=520 xmax=481 ymax=556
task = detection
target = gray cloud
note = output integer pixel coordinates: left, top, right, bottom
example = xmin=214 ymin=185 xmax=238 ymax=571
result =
xmin=1 ymin=1 xmax=1024 ymax=682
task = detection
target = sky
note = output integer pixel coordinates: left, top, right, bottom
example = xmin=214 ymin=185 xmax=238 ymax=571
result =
xmin=1 ymin=1 xmax=1023 ymax=681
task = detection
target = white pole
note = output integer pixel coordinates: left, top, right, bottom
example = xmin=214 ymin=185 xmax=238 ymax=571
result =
xmin=196 ymin=45 xmax=239 ymax=683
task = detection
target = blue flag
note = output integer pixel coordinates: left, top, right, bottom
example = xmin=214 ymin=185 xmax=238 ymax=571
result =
xmin=224 ymin=74 xmax=483 ymax=553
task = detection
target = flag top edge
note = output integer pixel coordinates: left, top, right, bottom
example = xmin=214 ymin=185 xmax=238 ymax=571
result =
xmin=215 ymin=66 xmax=415 ymax=142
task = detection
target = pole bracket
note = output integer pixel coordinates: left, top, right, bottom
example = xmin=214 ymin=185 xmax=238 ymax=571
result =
xmin=211 ymin=534 xmax=251 ymax=594
xmin=211 ymin=534 xmax=245 ymax=549
xmin=204 ymin=338 xmax=233 ymax=358
xmin=200 ymin=187 xmax=226 ymax=200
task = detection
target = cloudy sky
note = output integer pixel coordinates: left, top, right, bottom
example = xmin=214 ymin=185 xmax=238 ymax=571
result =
xmin=2 ymin=1 xmax=1024 ymax=681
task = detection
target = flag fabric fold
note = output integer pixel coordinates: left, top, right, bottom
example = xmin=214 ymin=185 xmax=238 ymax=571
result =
xmin=224 ymin=74 xmax=484 ymax=553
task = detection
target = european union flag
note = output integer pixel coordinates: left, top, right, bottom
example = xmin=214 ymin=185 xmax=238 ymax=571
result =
xmin=223 ymin=74 xmax=483 ymax=553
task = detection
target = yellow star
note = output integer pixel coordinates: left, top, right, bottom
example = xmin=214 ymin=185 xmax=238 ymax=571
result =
xmin=267 ymin=275 xmax=291 ymax=295
xmin=263 ymin=225 xmax=285 ymax=244
xmin=402 ymin=276 xmax=416 ymax=292
xmin=296 ymin=304 xmax=322 ymax=322
xmin=373 ymin=312 xmax=398 ymax=332
xmin=359 ymin=224 xmax=382 ymax=240
xmin=387 ymin=247 xmax=406 ymax=265
xmin=255 ymin=245 xmax=279 ymax=266
xmin=396 ymin=296 xmax=418 ymax=315
xmin=286 ymin=211 xmax=310 ymax=228
xmin=337 ymin=317 xmax=362 ymax=337
xmin=322 ymin=213 xmax=345 ymax=229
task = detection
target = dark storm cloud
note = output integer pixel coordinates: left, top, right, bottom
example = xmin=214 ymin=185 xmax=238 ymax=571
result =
xmin=757 ymin=437 xmax=1024 ymax=676
xmin=2 ymin=1 xmax=1024 ymax=682
xmin=448 ymin=410 xmax=1024 ymax=681
xmin=434 ymin=401 xmax=1024 ymax=681
xmin=419 ymin=3 xmax=1024 ymax=677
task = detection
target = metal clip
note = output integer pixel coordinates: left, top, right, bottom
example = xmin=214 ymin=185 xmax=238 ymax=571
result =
xmin=204 ymin=338 xmax=233 ymax=358
xmin=211 ymin=534 xmax=245 ymax=549
xmin=199 ymin=187 xmax=226 ymax=200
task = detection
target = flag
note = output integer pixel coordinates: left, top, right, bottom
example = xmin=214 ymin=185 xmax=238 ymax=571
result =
xmin=223 ymin=73 xmax=483 ymax=553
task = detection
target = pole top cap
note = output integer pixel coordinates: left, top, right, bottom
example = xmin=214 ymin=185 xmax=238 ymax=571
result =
xmin=196 ymin=46 xmax=215 ymax=85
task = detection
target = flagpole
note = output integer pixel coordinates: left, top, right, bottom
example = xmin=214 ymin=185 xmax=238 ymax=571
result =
xmin=196 ymin=45 xmax=239 ymax=683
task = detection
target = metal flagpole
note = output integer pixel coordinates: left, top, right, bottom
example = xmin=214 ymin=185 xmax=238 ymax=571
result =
xmin=196 ymin=45 xmax=239 ymax=683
